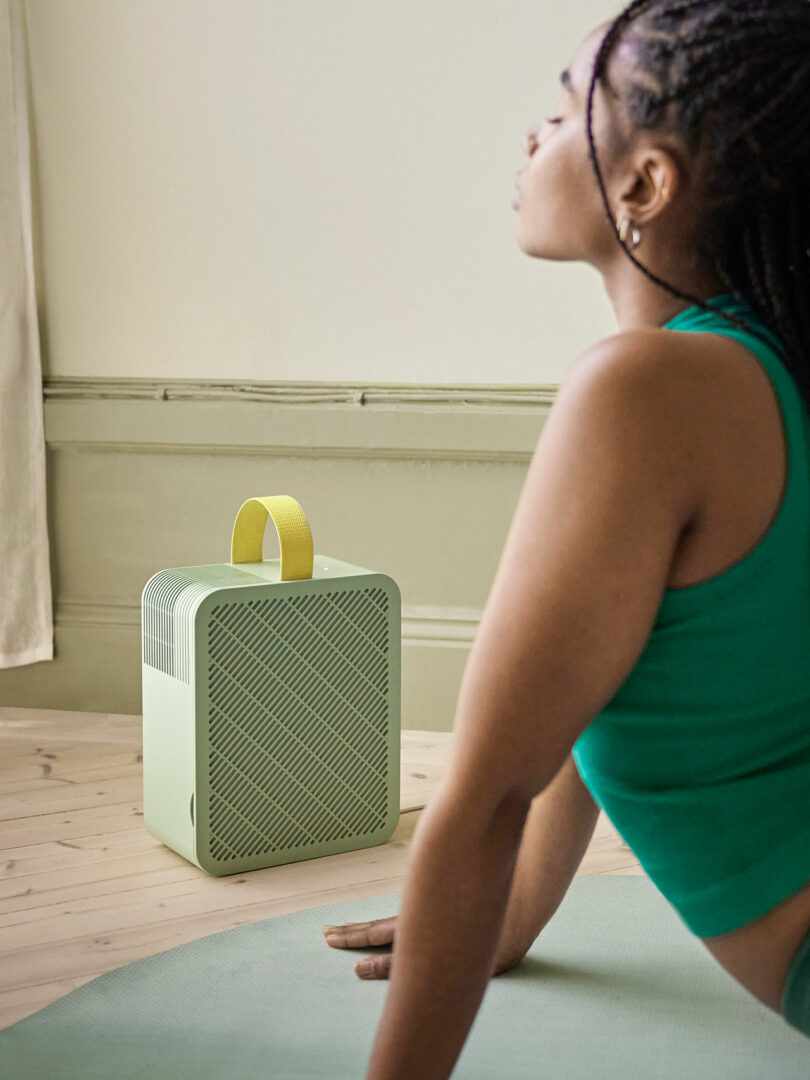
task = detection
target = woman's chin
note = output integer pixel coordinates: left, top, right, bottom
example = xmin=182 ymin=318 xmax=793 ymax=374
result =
xmin=515 ymin=233 xmax=563 ymax=260
xmin=514 ymin=221 xmax=575 ymax=261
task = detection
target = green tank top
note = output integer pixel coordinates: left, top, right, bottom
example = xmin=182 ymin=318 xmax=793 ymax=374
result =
xmin=571 ymin=292 xmax=810 ymax=938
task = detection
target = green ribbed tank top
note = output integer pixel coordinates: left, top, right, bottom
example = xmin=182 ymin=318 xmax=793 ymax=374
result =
xmin=571 ymin=292 xmax=810 ymax=938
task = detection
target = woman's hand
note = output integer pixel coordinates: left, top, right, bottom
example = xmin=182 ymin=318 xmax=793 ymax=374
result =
xmin=322 ymin=915 xmax=527 ymax=980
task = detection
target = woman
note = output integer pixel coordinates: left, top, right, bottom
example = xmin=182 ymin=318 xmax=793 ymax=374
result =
xmin=325 ymin=2 xmax=810 ymax=1074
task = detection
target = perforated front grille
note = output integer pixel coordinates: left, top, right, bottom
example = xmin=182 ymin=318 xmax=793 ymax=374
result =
xmin=205 ymin=586 xmax=392 ymax=863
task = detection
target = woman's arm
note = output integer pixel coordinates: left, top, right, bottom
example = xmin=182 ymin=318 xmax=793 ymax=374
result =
xmin=362 ymin=788 xmax=532 ymax=1080
xmin=498 ymin=752 xmax=601 ymax=967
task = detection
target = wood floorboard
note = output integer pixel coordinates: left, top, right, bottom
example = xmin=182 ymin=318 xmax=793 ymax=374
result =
xmin=0 ymin=706 xmax=639 ymax=1029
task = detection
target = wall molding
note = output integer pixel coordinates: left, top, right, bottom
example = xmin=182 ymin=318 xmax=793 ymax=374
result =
xmin=42 ymin=375 xmax=556 ymax=463
xmin=56 ymin=598 xmax=482 ymax=645
xmin=43 ymin=375 xmax=557 ymax=407
xmin=1 ymin=376 xmax=558 ymax=723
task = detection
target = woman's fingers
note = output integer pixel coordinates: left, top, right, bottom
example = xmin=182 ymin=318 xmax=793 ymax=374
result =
xmin=323 ymin=915 xmax=397 ymax=949
xmin=354 ymin=953 xmax=393 ymax=980
xmin=322 ymin=915 xmax=524 ymax=982
xmin=322 ymin=916 xmax=397 ymax=979
xmin=349 ymin=951 xmax=514 ymax=981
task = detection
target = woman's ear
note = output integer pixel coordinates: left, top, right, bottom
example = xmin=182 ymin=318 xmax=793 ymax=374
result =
xmin=616 ymin=145 xmax=680 ymax=225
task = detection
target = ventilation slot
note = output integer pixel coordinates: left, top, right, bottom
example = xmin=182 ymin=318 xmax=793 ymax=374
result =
xmin=142 ymin=570 xmax=206 ymax=682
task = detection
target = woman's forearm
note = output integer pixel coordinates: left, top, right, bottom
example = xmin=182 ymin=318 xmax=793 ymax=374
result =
xmin=363 ymin=791 xmax=529 ymax=1080
xmin=498 ymin=753 xmax=600 ymax=961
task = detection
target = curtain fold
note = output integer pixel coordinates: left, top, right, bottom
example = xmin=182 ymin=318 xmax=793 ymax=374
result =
xmin=0 ymin=0 xmax=53 ymax=668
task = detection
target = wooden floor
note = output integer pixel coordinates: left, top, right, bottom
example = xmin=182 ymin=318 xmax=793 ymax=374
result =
xmin=0 ymin=706 xmax=642 ymax=1030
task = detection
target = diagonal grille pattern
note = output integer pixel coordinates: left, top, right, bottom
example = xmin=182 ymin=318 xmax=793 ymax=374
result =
xmin=205 ymin=585 xmax=393 ymax=863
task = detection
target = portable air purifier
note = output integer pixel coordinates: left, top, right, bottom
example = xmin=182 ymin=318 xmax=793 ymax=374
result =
xmin=141 ymin=495 xmax=402 ymax=876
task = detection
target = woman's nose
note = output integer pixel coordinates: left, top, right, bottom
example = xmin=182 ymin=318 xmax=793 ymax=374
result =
xmin=522 ymin=125 xmax=540 ymax=156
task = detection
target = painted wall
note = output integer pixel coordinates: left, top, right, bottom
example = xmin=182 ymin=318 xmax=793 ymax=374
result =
xmin=7 ymin=1 xmax=627 ymax=720
xmin=24 ymin=0 xmax=619 ymax=384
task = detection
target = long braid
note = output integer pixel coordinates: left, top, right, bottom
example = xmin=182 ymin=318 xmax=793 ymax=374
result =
xmin=583 ymin=0 xmax=810 ymax=406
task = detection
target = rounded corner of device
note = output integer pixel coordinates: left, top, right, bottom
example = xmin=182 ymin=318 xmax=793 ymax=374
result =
xmin=374 ymin=573 xmax=401 ymax=603
xmin=192 ymin=842 xmax=223 ymax=877
xmin=381 ymin=794 xmax=402 ymax=840
xmin=140 ymin=574 xmax=157 ymax=602
xmin=192 ymin=594 xmax=213 ymax=623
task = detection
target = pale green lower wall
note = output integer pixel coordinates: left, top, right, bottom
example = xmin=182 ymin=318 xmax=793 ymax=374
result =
xmin=0 ymin=376 xmax=555 ymax=731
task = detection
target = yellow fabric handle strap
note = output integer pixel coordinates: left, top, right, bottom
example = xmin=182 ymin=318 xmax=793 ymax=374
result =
xmin=230 ymin=495 xmax=314 ymax=581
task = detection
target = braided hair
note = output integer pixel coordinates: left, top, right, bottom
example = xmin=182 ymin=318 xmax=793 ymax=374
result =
xmin=585 ymin=0 xmax=810 ymax=404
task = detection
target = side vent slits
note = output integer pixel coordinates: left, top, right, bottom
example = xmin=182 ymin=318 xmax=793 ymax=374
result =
xmin=142 ymin=570 xmax=206 ymax=682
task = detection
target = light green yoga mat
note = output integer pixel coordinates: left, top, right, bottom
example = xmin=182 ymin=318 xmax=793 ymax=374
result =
xmin=0 ymin=874 xmax=807 ymax=1078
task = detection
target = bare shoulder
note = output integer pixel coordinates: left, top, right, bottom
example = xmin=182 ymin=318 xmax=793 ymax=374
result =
xmin=577 ymin=324 xmax=753 ymax=384
xmin=566 ymin=326 xmax=736 ymax=446
xmin=548 ymin=328 xmax=712 ymax=527
xmin=559 ymin=326 xmax=706 ymax=443
xmin=571 ymin=325 xmax=705 ymax=385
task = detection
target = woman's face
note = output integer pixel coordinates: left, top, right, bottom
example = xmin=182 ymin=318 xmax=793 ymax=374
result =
xmin=514 ymin=20 xmax=633 ymax=264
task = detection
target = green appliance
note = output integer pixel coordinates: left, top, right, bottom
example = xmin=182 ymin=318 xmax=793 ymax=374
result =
xmin=141 ymin=495 xmax=401 ymax=875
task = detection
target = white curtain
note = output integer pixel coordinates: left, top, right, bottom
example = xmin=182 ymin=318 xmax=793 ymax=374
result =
xmin=0 ymin=0 xmax=53 ymax=668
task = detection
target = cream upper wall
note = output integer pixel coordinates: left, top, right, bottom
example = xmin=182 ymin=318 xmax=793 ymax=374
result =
xmin=24 ymin=0 xmax=621 ymax=383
